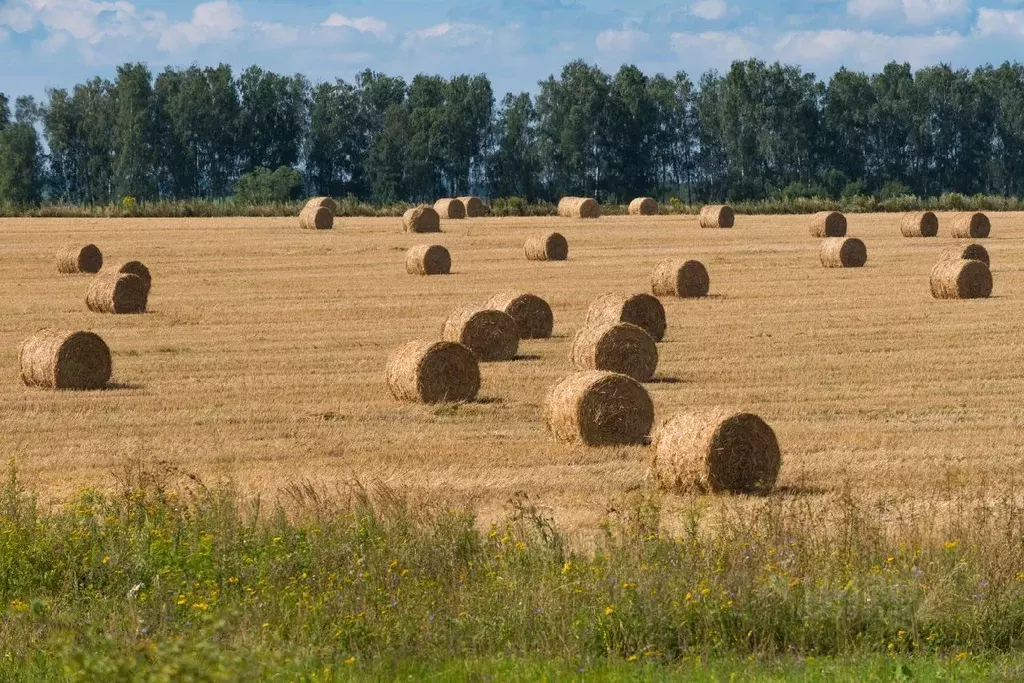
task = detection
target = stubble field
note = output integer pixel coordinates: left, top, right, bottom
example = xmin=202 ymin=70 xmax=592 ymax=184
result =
xmin=1 ymin=212 xmax=1021 ymax=535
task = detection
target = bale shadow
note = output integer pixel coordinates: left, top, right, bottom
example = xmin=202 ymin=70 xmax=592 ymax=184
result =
xmin=771 ymin=484 xmax=829 ymax=497
xmin=475 ymin=396 xmax=504 ymax=405
xmin=513 ymin=354 xmax=543 ymax=362
xmin=648 ymin=376 xmax=683 ymax=384
xmin=104 ymin=382 xmax=145 ymax=391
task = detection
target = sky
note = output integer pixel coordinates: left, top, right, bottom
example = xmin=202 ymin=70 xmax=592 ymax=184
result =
xmin=0 ymin=0 xmax=1023 ymax=100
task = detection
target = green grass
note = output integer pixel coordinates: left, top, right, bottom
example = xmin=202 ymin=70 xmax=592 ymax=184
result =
xmin=3 ymin=461 xmax=1024 ymax=680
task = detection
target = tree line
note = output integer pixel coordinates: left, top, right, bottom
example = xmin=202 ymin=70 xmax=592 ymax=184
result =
xmin=1 ymin=58 xmax=1024 ymax=207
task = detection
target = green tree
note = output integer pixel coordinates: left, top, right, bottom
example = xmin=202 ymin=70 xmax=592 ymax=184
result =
xmin=487 ymin=92 xmax=539 ymax=199
xmin=306 ymin=80 xmax=363 ymax=197
xmin=112 ymin=63 xmax=158 ymax=200
xmin=601 ymin=64 xmax=657 ymax=201
xmin=647 ymin=72 xmax=697 ymax=201
xmin=234 ymin=166 xmax=303 ymax=204
xmin=238 ymin=67 xmax=310 ymax=173
xmin=0 ymin=122 xmax=43 ymax=206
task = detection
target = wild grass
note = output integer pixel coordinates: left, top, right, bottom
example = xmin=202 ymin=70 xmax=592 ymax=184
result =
xmin=3 ymin=460 xmax=1024 ymax=678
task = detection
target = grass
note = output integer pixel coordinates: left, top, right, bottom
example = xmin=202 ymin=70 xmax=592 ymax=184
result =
xmin=3 ymin=460 xmax=1024 ymax=680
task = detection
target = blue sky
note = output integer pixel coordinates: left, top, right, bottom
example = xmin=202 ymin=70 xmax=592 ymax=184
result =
xmin=0 ymin=0 xmax=1023 ymax=100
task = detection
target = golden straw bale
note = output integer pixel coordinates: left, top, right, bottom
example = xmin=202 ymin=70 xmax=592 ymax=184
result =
xmin=810 ymin=211 xmax=847 ymax=238
xmin=303 ymin=196 xmax=338 ymax=215
xmin=403 ymin=206 xmax=441 ymax=233
xmin=441 ymin=306 xmax=519 ymax=361
xmin=457 ymin=196 xmax=486 ymax=217
xmin=433 ymin=198 xmax=466 ymax=219
xmin=584 ymin=293 xmax=667 ymax=343
xmin=557 ymin=197 xmax=600 ymax=219
xmin=939 ymin=243 xmax=989 ymax=267
xmin=19 ymin=328 xmax=112 ymax=390
xmin=106 ymin=261 xmax=152 ymax=296
xmin=652 ymin=410 xmax=782 ymax=494
xmin=570 ymin=322 xmax=658 ymax=382
xmin=86 ymin=272 xmax=148 ymax=314
xmin=525 ymin=232 xmax=569 ymax=261
xmin=819 ymin=237 xmax=867 ymax=268
xmin=628 ymin=197 xmax=658 ymax=216
xmin=950 ymin=212 xmax=991 ymax=239
xmin=385 ymin=340 xmax=480 ymax=404
xmin=543 ymin=371 xmax=654 ymax=446
xmin=900 ymin=212 xmax=938 ymax=237
xmin=651 ymin=259 xmax=710 ymax=298
xmin=486 ymin=291 xmax=553 ymax=339
xmin=699 ymin=205 xmax=734 ymax=228
xmin=299 ymin=206 xmax=333 ymax=230
xmin=56 ymin=244 xmax=103 ymax=274
xmin=930 ymin=259 xmax=992 ymax=299
xmin=406 ymin=245 xmax=451 ymax=275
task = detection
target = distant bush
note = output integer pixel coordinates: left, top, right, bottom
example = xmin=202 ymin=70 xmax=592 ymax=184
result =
xmin=234 ymin=166 xmax=304 ymax=204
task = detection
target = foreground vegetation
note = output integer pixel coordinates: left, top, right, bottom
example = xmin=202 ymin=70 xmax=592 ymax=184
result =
xmin=3 ymin=461 xmax=1024 ymax=679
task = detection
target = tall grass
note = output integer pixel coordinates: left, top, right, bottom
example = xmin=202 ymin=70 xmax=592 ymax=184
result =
xmin=3 ymin=193 xmax=1024 ymax=219
xmin=2 ymin=461 xmax=1024 ymax=678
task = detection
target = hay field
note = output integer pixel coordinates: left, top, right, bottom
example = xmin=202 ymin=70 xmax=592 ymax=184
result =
xmin=1 ymin=213 xmax=1022 ymax=532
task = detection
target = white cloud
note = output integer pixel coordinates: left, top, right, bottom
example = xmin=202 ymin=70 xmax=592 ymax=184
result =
xmin=691 ymin=0 xmax=729 ymax=20
xmin=774 ymin=28 xmax=965 ymax=68
xmin=252 ymin=21 xmax=299 ymax=46
xmin=595 ymin=27 xmax=648 ymax=52
xmin=402 ymin=21 xmax=491 ymax=49
xmin=847 ymin=0 xmax=900 ymax=19
xmin=322 ymin=13 xmax=387 ymax=38
xmin=0 ymin=0 xmax=147 ymax=44
xmin=975 ymin=9 xmax=1024 ymax=37
xmin=847 ymin=0 xmax=969 ymax=24
xmin=158 ymin=1 xmax=244 ymax=52
xmin=670 ymin=30 xmax=755 ymax=61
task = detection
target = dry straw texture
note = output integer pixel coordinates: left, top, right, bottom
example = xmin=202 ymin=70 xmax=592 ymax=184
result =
xmin=819 ymin=237 xmax=868 ymax=268
xmin=86 ymin=272 xmax=148 ymax=314
xmin=406 ymin=245 xmax=451 ymax=275
xmin=810 ymin=211 xmax=847 ymax=238
xmin=433 ymin=198 xmax=466 ymax=220
xmin=486 ymin=291 xmax=553 ymax=339
xmin=403 ymin=206 xmax=441 ymax=233
xmin=930 ymin=259 xmax=993 ymax=299
xmin=544 ymin=371 xmax=654 ymax=446
xmin=299 ymin=206 xmax=333 ymax=230
xmin=56 ymin=244 xmax=103 ymax=274
xmin=457 ymin=196 xmax=486 ymax=217
xmin=951 ymin=212 xmax=991 ymax=239
xmin=900 ymin=212 xmax=939 ymax=237
xmin=385 ymin=340 xmax=480 ymax=404
xmin=303 ymin=197 xmax=338 ymax=215
xmin=19 ymin=328 xmax=112 ymax=390
xmin=557 ymin=197 xmax=600 ymax=219
xmin=651 ymin=259 xmax=710 ymax=298
xmin=699 ymin=205 xmax=735 ymax=228
xmin=525 ymin=232 xmax=569 ymax=261
xmin=628 ymin=197 xmax=658 ymax=216
xmin=584 ymin=293 xmax=666 ymax=343
xmin=940 ymin=243 xmax=990 ymax=267
xmin=108 ymin=261 xmax=152 ymax=296
xmin=442 ymin=306 xmax=519 ymax=362
xmin=570 ymin=322 xmax=658 ymax=382
xmin=652 ymin=410 xmax=782 ymax=494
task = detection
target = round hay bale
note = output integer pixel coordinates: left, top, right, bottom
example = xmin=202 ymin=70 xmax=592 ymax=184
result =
xmin=385 ymin=340 xmax=480 ymax=404
xmin=950 ymin=212 xmax=991 ymax=239
xmin=299 ymin=206 xmax=333 ymax=230
xmin=406 ymin=244 xmax=451 ymax=275
xmin=486 ymin=291 xmax=553 ymax=339
xmin=525 ymin=232 xmax=569 ymax=261
xmin=652 ymin=410 xmax=782 ymax=494
xmin=570 ymin=322 xmax=658 ymax=382
xmin=433 ymin=198 xmax=466 ymax=220
xmin=819 ymin=237 xmax=867 ymax=268
xmin=403 ymin=206 xmax=441 ymax=233
xmin=441 ymin=306 xmax=519 ymax=362
xmin=651 ymin=259 xmax=710 ymax=298
xmin=930 ymin=259 xmax=992 ymax=299
xmin=810 ymin=211 xmax=847 ymax=238
xmin=56 ymin=244 xmax=103 ymax=274
xmin=557 ymin=197 xmax=600 ymax=219
xmin=939 ymin=243 xmax=990 ymax=267
xmin=543 ymin=371 xmax=654 ymax=446
xmin=19 ymin=328 xmax=112 ymax=390
xmin=107 ymin=261 xmax=152 ymax=296
xmin=699 ymin=204 xmax=734 ymax=228
xmin=900 ymin=212 xmax=938 ymax=237
xmin=457 ymin=196 xmax=486 ymax=217
xmin=303 ymin=196 xmax=338 ymax=215
xmin=584 ymin=293 xmax=667 ymax=343
xmin=628 ymin=197 xmax=658 ymax=216
xmin=86 ymin=272 xmax=148 ymax=314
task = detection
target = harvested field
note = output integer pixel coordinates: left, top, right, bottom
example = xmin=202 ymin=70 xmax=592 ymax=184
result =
xmin=1 ymin=212 xmax=1022 ymax=534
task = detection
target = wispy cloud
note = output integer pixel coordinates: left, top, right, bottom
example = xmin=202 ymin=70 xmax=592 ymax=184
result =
xmin=595 ymin=27 xmax=648 ymax=53
xmin=322 ymin=13 xmax=388 ymax=38
xmin=402 ymin=21 xmax=492 ymax=49
xmin=691 ymin=0 xmax=729 ymax=20
xmin=974 ymin=8 xmax=1024 ymax=37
